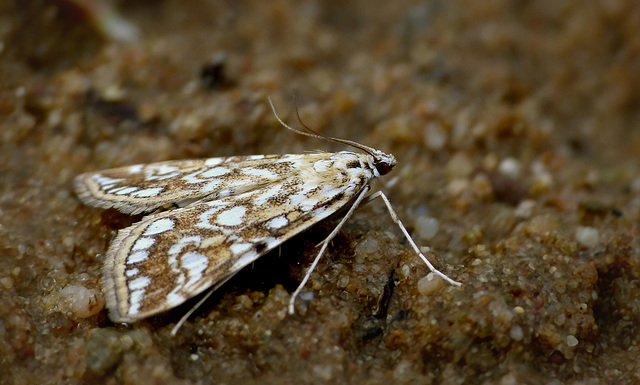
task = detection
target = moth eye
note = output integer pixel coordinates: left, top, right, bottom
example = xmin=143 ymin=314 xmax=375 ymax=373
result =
xmin=375 ymin=162 xmax=392 ymax=176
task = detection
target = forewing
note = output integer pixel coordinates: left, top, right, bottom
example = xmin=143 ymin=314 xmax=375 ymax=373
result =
xmin=102 ymin=156 xmax=370 ymax=322
xmin=74 ymin=154 xmax=300 ymax=215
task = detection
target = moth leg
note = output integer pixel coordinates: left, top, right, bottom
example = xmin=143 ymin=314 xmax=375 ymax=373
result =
xmin=170 ymin=276 xmax=233 ymax=336
xmin=366 ymin=191 xmax=462 ymax=286
xmin=288 ymin=185 xmax=372 ymax=314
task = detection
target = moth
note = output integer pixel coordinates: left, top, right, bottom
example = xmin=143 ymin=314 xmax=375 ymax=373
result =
xmin=74 ymin=98 xmax=461 ymax=334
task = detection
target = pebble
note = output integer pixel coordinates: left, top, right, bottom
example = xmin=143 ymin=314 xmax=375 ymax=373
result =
xmin=60 ymin=285 xmax=105 ymax=318
xmin=415 ymin=216 xmax=440 ymax=240
xmin=575 ymin=226 xmax=599 ymax=248
xmin=417 ymin=273 xmax=444 ymax=295
xmin=498 ymin=157 xmax=522 ymax=179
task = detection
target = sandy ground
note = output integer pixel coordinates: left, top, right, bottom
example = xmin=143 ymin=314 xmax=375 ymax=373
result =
xmin=1 ymin=1 xmax=640 ymax=384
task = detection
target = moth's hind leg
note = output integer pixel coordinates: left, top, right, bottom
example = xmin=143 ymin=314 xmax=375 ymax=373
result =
xmin=365 ymin=191 xmax=461 ymax=287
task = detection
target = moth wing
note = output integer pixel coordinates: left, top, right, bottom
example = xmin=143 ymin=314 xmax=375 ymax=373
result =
xmin=103 ymin=164 xmax=368 ymax=322
xmin=74 ymin=154 xmax=301 ymax=215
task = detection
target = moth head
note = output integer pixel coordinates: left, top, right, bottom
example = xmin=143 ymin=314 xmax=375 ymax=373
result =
xmin=371 ymin=149 xmax=397 ymax=176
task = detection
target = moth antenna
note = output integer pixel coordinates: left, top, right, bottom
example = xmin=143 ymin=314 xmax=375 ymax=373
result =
xmin=268 ymin=97 xmax=378 ymax=157
xmin=268 ymin=97 xmax=325 ymax=141
xmin=292 ymin=95 xmax=328 ymax=139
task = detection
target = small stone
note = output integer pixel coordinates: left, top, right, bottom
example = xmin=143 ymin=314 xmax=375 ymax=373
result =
xmin=530 ymin=161 xmax=553 ymax=193
xmin=446 ymin=152 xmax=474 ymax=179
xmin=554 ymin=314 xmax=566 ymax=326
xmin=417 ymin=273 xmax=444 ymax=295
xmin=356 ymin=237 xmax=379 ymax=255
xmin=337 ymin=275 xmax=350 ymax=288
xmin=575 ymin=226 xmax=599 ymax=248
xmin=514 ymin=199 xmax=536 ymax=218
xmin=0 ymin=276 xmax=14 ymax=289
xmin=498 ymin=157 xmax=522 ymax=179
xmin=60 ymin=285 xmax=105 ymax=318
xmin=103 ymin=84 xmax=126 ymax=101
xmin=525 ymin=214 xmax=559 ymax=236
xmin=509 ymin=325 xmax=524 ymax=341
xmin=415 ymin=216 xmax=439 ymax=240
xmin=447 ymin=178 xmax=469 ymax=197
xmin=234 ymin=294 xmax=254 ymax=310
xmin=566 ymin=335 xmax=579 ymax=347
xmin=397 ymin=264 xmax=411 ymax=280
